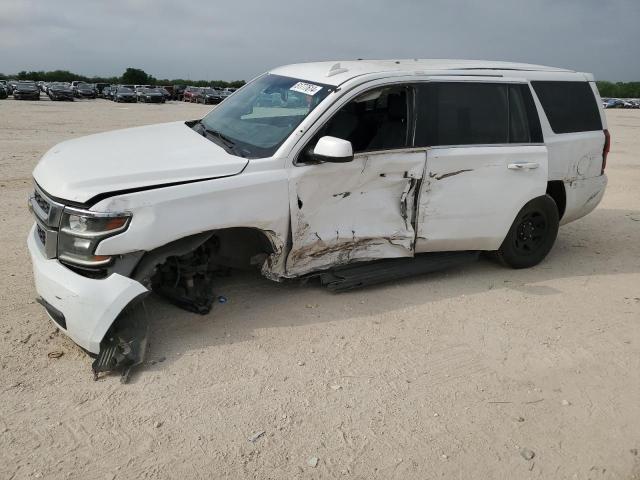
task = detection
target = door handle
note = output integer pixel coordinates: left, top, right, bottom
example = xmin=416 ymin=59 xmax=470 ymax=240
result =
xmin=508 ymin=162 xmax=539 ymax=170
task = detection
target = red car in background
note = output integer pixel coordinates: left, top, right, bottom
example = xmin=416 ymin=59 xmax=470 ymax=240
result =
xmin=182 ymin=86 xmax=202 ymax=103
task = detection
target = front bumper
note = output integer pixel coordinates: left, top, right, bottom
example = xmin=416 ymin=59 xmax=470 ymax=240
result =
xmin=27 ymin=224 xmax=148 ymax=354
xmin=15 ymin=92 xmax=39 ymax=100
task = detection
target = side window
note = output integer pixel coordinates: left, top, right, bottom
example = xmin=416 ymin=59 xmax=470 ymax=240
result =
xmin=301 ymin=86 xmax=410 ymax=162
xmin=531 ymin=81 xmax=602 ymax=134
xmin=509 ymin=84 xmax=543 ymax=143
xmin=415 ymin=82 xmax=543 ymax=146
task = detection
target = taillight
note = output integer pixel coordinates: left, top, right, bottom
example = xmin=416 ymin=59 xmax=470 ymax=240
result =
xmin=602 ymin=129 xmax=610 ymax=174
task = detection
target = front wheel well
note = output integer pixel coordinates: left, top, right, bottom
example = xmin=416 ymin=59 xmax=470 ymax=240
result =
xmin=131 ymin=227 xmax=278 ymax=286
xmin=546 ymin=180 xmax=566 ymax=220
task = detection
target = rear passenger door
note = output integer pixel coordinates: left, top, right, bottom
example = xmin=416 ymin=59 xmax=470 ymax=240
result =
xmin=415 ymin=80 xmax=549 ymax=252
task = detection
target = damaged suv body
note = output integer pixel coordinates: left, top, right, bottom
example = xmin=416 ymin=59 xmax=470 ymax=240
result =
xmin=28 ymin=60 xmax=609 ymax=376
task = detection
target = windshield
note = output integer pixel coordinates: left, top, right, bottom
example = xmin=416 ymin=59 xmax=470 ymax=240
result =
xmin=118 ymin=87 xmax=133 ymax=93
xmin=199 ymin=74 xmax=332 ymax=159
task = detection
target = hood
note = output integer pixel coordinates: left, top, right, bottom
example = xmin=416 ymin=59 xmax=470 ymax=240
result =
xmin=33 ymin=121 xmax=249 ymax=204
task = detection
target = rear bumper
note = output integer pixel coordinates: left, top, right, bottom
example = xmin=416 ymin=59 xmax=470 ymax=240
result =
xmin=561 ymin=174 xmax=608 ymax=225
xmin=27 ymin=224 xmax=148 ymax=353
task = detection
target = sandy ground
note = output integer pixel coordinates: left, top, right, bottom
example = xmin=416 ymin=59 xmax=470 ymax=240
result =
xmin=0 ymin=96 xmax=639 ymax=480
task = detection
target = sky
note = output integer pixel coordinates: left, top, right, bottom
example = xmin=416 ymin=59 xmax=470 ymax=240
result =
xmin=1 ymin=0 xmax=639 ymax=82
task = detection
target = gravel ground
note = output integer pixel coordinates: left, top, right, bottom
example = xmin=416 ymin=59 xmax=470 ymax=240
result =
xmin=1 ymin=97 xmax=639 ymax=480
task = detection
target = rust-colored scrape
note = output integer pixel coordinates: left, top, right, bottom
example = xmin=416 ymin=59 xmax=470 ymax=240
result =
xmin=289 ymin=235 xmax=408 ymax=264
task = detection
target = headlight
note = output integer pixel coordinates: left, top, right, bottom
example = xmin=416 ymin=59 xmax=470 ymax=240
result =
xmin=58 ymin=208 xmax=131 ymax=268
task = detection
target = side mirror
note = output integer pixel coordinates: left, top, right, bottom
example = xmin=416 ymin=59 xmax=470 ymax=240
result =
xmin=313 ymin=136 xmax=354 ymax=163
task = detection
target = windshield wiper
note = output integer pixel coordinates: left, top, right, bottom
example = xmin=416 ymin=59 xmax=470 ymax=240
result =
xmin=199 ymin=125 xmax=247 ymax=157
xmin=204 ymin=128 xmax=236 ymax=148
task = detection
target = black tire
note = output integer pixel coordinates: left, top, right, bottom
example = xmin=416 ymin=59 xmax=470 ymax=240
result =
xmin=496 ymin=195 xmax=559 ymax=269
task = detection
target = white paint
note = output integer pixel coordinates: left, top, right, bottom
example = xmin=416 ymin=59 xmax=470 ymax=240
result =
xmin=313 ymin=136 xmax=353 ymax=159
xmin=416 ymin=146 xmax=548 ymax=252
xmin=27 ymin=225 xmax=147 ymax=353
xmin=33 ymin=121 xmax=248 ymax=203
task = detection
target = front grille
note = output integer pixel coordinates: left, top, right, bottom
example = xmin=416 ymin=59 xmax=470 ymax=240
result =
xmin=30 ymin=184 xmax=64 ymax=259
xmin=36 ymin=224 xmax=46 ymax=246
xmin=34 ymin=190 xmax=51 ymax=214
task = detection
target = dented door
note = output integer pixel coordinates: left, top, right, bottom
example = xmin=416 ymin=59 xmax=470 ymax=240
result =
xmin=415 ymin=145 xmax=549 ymax=252
xmin=286 ymin=150 xmax=426 ymax=276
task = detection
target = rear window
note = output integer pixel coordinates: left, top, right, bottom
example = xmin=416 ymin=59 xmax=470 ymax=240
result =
xmin=531 ymin=81 xmax=602 ymax=134
xmin=415 ymin=82 xmax=542 ymax=146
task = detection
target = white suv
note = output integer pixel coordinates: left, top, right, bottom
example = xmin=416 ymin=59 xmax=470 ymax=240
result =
xmin=28 ymin=60 xmax=609 ymax=378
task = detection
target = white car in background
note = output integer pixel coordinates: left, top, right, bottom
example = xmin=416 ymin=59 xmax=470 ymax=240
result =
xmin=28 ymin=59 xmax=609 ymax=379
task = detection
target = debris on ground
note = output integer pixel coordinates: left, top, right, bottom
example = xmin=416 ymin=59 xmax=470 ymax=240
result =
xmin=561 ymin=399 xmax=571 ymax=406
xmin=20 ymin=334 xmax=32 ymax=344
xmin=307 ymin=456 xmax=318 ymax=468
xmin=218 ymin=296 xmax=228 ymax=304
xmin=520 ymin=448 xmax=535 ymax=461
xmin=248 ymin=431 xmax=265 ymax=443
xmin=297 ymin=361 xmax=305 ymax=366
xmin=515 ymin=416 xmax=525 ymax=422
xmin=47 ymin=350 xmax=64 ymax=359
xmin=154 ymin=421 xmax=163 ymax=428
xmin=630 ymin=448 xmax=638 ymax=456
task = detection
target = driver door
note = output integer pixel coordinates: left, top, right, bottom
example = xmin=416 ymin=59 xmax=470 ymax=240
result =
xmin=285 ymin=85 xmax=425 ymax=277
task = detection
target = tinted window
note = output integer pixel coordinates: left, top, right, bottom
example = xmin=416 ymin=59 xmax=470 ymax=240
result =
xmin=508 ymin=84 xmax=543 ymax=143
xmin=302 ymin=86 xmax=409 ymax=161
xmin=531 ymin=81 xmax=602 ymax=133
xmin=415 ymin=83 xmax=542 ymax=146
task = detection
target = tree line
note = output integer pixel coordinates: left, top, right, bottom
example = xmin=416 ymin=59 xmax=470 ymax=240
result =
xmin=596 ymin=81 xmax=640 ymax=99
xmin=0 ymin=67 xmax=246 ymax=89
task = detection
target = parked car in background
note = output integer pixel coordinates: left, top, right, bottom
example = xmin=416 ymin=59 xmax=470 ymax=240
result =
xmin=139 ymin=87 xmax=166 ymax=103
xmin=13 ymin=81 xmax=40 ymax=100
xmin=195 ymin=87 xmax=223 ymax=104
xmin=160 ymin=86 xmax=173 ymax=101
xmin=99 ymin=85 xmax=112 ymax=99
xmin=113 ymin=86 xmax=137 ymax=103
xmin=0 ymin=84 xmax=7 ymax=99
xmin=172 ymin=85 xmax=186 ymax=101
xmin=7 ymin=80 xmax=19 ymax=94
xmin=47 ymin=82 xmax=74 ymax=101
xmin=75 ymin=83 xmax=97 ymax=99
xmin=134 ymin=86 xmax=146 ymax=101
xmin=605 ymin=99 xmax=625 ymax=109
xmin=95 ymin=83 xmax=110 ymax=95
xmin=182 ymin=86 xmax=201 ymax=102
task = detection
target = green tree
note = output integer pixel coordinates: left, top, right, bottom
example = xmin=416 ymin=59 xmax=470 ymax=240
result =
xmin=121 ymin=68 xmax=153 ymax=85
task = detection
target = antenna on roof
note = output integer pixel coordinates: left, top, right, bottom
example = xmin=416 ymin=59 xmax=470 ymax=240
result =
xmin=326 ymin=62 xmax=349 ymax=77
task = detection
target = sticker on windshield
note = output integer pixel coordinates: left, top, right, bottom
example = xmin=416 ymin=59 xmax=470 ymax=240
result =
xmin=289 ymin=82 xmax=323 ymax=96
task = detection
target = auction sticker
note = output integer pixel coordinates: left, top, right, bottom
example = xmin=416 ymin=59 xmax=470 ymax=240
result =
xmin=290 ymin=82 xmax=323 ymax=96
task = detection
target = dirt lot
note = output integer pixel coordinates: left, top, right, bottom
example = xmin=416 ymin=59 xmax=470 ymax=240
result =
xmin=1 ymin=97 xmax=639 ymax=480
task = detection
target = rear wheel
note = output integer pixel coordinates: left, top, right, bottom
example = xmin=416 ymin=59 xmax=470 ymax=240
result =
xmin=496 ymin=195 xmax=559 ymax=269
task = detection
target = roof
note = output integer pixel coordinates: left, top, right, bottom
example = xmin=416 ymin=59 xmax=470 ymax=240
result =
xmin=270 ymin=59 xmax=576 ymax=86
